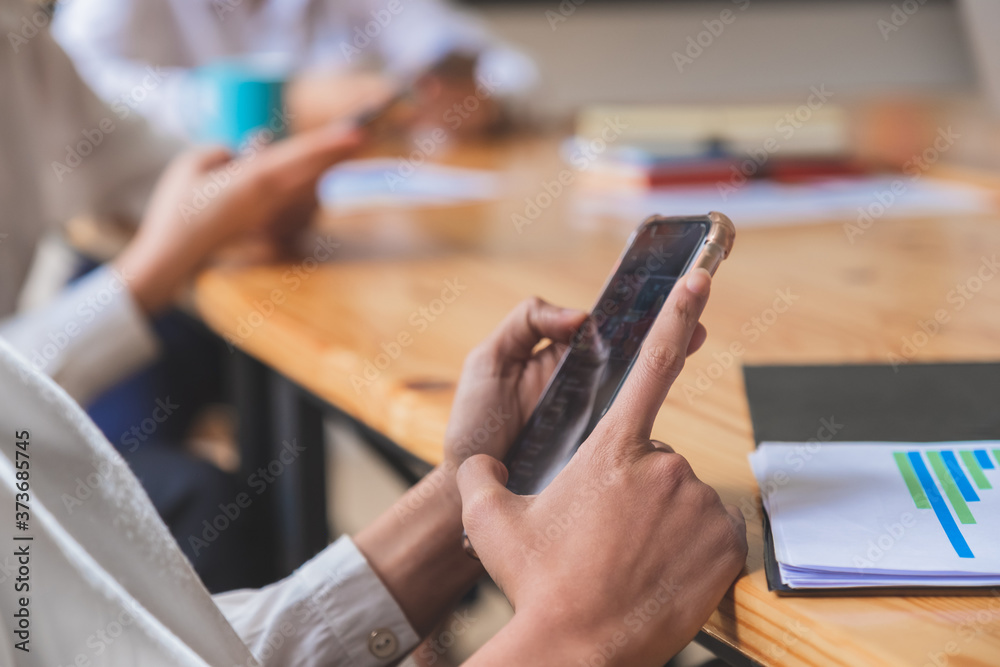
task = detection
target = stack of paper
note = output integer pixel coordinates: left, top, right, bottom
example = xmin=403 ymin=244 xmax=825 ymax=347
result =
xmin=572 ymin=176 xmax=997 ymax=229
xmin=749 ymin=441 xmax=1000 ymax=589
xmin=317 ymin=159 xmax=499 ymax=211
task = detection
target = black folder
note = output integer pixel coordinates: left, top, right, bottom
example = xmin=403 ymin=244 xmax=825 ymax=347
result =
xmin=742 ymin=361 xmax=1000 ymax=595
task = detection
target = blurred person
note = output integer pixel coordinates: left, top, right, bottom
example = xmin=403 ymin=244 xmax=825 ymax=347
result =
xmin=0 ymin=2 xmax=361 ymax=590
xmin=52 ymin=0 xmax=539 ymax=139
xmin=0 ymin=267 xmax=747 ymax=665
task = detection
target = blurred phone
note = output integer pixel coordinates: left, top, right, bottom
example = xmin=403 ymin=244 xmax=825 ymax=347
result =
xmin=352 ymin=89 xmax=410 ymax=129
xmin=503 ymin=212 xmax=735 ymax=496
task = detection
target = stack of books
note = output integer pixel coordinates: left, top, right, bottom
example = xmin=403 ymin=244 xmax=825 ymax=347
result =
xmin=572 ymin=104 xmax=869 ymax=191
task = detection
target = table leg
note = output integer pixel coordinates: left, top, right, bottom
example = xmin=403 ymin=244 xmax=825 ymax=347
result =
xmin=268 ymin=372 xmax=330 ymax=577
xmin=230 ymin=350 xmax=281 ymax=585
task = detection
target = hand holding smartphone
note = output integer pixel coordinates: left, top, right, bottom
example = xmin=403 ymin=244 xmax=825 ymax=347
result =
xmin=502 ymin=212 xmax=735 ymax=496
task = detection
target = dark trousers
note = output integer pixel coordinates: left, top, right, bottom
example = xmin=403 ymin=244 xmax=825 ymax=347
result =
xmin=86 ymin=308 xmax=265 ymax=592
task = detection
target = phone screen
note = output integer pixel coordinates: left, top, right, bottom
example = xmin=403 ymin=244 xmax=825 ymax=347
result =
xmin=504 ymin=218 xmax=710 ymax=495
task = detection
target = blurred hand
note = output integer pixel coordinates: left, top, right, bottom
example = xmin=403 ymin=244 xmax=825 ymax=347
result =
xmin=459 ymin=269 xmax=747 ymax=667
xmin=115 ymin=123 xmax=361 ymax=314
xmin=413 ymin=54 xmax=502 ymax=137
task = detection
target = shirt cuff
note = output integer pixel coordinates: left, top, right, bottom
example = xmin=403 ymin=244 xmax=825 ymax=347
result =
xmin=0 ymin=265 xmax=159 ymax=405
xmin=295 ymin=536 xmax=421 ymax=666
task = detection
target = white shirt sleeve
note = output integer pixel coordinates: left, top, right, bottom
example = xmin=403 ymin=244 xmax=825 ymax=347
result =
xmin=0 ymin=339 xmax=421 ymax=666
xmin=0 ymin=265 xmax=159 ymax=406
xmin=214 ymin=536 xmax=421 ymax=666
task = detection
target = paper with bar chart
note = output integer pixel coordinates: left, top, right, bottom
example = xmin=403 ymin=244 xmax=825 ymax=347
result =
xmin=749 ymin=442 xmax=1000 ymax=589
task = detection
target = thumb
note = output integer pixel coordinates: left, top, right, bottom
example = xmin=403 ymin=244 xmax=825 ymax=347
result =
xmin=457 ymin=455 xmax=520 ymax=563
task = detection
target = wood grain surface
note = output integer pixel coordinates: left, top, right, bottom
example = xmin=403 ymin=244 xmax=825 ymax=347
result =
xmin=195 ymin=137 xmax=1000 ymax=666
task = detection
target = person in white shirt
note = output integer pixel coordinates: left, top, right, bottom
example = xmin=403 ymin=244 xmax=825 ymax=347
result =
xmin=0 ymin=0 xmax=364 ymax=591
xmin=0 ymin=2 xmax=361 ymax=407
xmin=51 ymin=0 xmax=538 ymax=140
xmin=0 ymin=265 xmax=746 ymax=666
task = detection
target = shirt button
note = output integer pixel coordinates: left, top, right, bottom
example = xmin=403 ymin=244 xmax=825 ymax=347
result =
xmin=368 ymin=628 xmax=399 ymax=659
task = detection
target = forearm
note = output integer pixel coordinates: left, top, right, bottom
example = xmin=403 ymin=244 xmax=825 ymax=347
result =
xmin=354 ymin=465 xmax=484 ymax=637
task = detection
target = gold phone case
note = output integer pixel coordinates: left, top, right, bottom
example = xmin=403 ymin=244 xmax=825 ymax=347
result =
xmin=636 ymin=211 xmax=735 ymax=277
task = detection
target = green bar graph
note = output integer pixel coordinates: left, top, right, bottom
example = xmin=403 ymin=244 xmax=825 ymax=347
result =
xmin=960 ymin=450 xmax=992 ymax=490
xmin=927 ymin=451 xmax=976 ymax=524
xmin=894 ymin=452 xmax=931 ymax=508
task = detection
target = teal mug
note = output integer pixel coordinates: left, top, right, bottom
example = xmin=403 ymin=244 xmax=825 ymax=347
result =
xmin=184 ymin=56 xmax=290 ymax=149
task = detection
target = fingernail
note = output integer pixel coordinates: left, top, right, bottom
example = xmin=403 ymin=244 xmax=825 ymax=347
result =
xmin=686 ymin=268 xmax=711 ymax=296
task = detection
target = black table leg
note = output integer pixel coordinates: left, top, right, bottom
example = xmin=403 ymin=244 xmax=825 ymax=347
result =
xmin=268 ymin=372 xmax=329 ymax=577
xmin=229 ymin=350 xmax=281 ymax=585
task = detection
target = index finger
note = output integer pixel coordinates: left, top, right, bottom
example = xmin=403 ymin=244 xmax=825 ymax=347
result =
xmin=603 ymin=268 xmax=712 ymax=439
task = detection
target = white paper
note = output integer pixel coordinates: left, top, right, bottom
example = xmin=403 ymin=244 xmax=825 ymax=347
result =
xmin=574 ymin=176 xmax=996 ymax=228
xmin=318 ymin=159 xmax=500 ymax=211
xmin=749 ymin=441 xmax=1000 ymax=588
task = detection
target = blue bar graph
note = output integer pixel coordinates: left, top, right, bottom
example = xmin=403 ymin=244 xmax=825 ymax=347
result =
xmin=975 ymin=449 xmax=995 ymax=470
xmin=941 ymin=450 xmax=980 ymax=502
xmin=907 ymin=452 xmax=974 ymax=558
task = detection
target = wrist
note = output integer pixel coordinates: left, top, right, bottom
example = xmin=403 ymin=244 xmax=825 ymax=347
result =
xmin=472 ymin=608 xmax=601 ymax=667
xmin=354 ymin=464 xmax=483 ymax=637
xmin=114 ymin=226 xmax=213 ymax=315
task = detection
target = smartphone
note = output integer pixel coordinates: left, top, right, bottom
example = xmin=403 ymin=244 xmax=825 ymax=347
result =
xmin=502 ymin=212 xmax=735 ymax=496
xmin=352 ymin=89 xmax=410 ymax=129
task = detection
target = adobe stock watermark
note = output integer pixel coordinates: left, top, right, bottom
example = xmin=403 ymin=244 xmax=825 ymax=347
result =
xmin=383 ymin=72 xmax=502 ymax=191
xmin=393 ymin=406 xmax=513 ymax=524
xmin=54 ymin=599 xmax=145 ymax=667
xmin=716 ymin=85 xmax=834 ymax=200
xmin=222 ymin=234 xmax=340 ymax=352
xmin=228 ymin=564 xmax=353 ymax=667
xmin=844 ymin=125 xmax=959 ymax=244
xmin=512 ymin=115 xmax=628 ymax=233
xmin=351 ymin=278 xmax=467 ymax=393
xmin=878 ymin=0 xmax=928 ymax=41
xmin=338 ymin=0 xmax=410 ymax=63
xmin=25 ymin=269 xmax=136 ymax=377
xmin=738 ymin=416 xmax=845 ymax=525
xmin=118 ymin=397 xmax=180 ymax=453
xmin=851 ymin=511 xmax=916 ymax=572
xmin=546 ymin=0 xmax=587 ymax=31
xmin=682 ymin=288 xmax=799 ymax=403
xmin=179 ymin=106 xmax=296 ymax=223
xmin=59 ymin=458 xmax=125 ymax=515
xmin=887 ymin=254 xmax=1000 ymax=371
xmin=415 ymin=610 xmax=478 ymax=664
xmin=6 ymin=1 xmax=67 ymax=53
xmin=764 ymin=620 xmax=812 ymax=663
xmin=187 ymin=439 xmax=306 ymax=556
xmin=579 ymin=579 xmax=682 ymax=667
xmin=517 ymin=468 xmax=623 ymax=566
xmin=920 ymin=589 xmax=1000 ymax=667
xmin=673 ymin=0 xmax=750 ymax=73
xmin=50 ymin=67 xmax=171 ymax=183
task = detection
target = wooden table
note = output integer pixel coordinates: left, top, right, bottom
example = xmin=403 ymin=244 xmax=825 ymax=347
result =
xmin=194 ymin=136 xmax=1000 ymax=666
